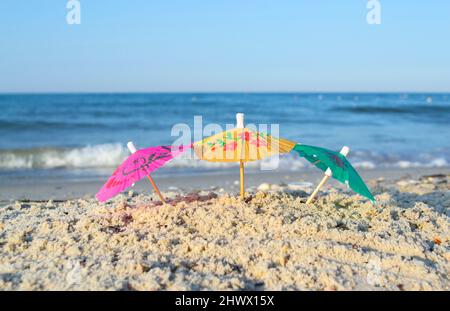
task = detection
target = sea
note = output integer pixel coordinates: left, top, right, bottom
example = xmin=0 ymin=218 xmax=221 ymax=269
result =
xmin=1 ymin=93 xmax=449 ymax=182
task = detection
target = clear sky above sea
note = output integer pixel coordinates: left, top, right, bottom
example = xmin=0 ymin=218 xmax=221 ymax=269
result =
xmin=0 ymin=1 xmax=449 ymax=93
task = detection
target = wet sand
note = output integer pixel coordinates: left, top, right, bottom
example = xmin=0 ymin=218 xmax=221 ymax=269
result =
xmin=1 ymin=167 xmax=448 ymax=202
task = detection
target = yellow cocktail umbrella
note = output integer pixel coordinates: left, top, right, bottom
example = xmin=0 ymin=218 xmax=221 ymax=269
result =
xmin=193 ymin=113 xmax=296 ymax=198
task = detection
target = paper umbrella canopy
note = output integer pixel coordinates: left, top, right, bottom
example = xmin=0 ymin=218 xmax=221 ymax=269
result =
xmin=293 ymin=144 xmax=375 ymax=203
xmin=96 ymin=132 xmax=374 ymax=203
xmin=96 ymin=145 xmax=186 ymax=202
xmin=192 ymin=127 xmax=296 ymax=162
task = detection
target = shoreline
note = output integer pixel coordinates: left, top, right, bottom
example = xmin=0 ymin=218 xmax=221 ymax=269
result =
xmin=1 ymin=166 xmax=450 ymax=202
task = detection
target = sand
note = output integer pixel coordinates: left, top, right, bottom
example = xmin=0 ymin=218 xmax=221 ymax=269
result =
xmin=0 ymin=172 xmax=449 ymax=290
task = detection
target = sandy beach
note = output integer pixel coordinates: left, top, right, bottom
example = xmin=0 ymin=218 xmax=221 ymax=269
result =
xmin=0 ymin=168 xmax=449 ymax=291
xmin=2 ymin=0 xmax=450 ymax=296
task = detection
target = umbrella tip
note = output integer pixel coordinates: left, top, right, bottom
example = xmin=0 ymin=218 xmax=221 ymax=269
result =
xmin=236 ymin=113 xmax=244 ymax=128
xmin=340 ymin=146 xmax=350 ymax=156
xmin=127 ymin=141 xmax=137 ymax=154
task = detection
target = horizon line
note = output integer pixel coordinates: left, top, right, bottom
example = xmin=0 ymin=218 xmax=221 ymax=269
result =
xmin=1 ymin=90 xmax=450 ymax=95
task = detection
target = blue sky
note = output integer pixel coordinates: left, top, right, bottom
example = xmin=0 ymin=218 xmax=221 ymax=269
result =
xmin=0 ymin=1 xmax=449 ymax=93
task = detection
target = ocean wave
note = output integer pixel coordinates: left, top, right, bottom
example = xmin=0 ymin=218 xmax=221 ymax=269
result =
xmin=0 ymin=144 xmax=448 ymax=171
xmin=331 ymin=104 xmax=450 ymax=115
xmin=0 ymin=119 xmax=110 ymax=131
xmin=0 ymin=144 xmax=128 ymax=169
xmin=0 ymin=119 xmax=172 ymax=132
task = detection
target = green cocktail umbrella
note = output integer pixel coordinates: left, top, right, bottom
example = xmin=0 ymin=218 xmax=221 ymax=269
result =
xmin=293 ymin=144 xmax=375 ymax=204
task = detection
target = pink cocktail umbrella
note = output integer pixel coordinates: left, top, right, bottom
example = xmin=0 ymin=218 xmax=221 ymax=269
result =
xmin=96 ymin=145 xmax=186 ymax=202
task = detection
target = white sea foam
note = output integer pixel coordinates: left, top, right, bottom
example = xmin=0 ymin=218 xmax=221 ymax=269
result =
xmin=0 ymin=144 xmax=127 ymax=169
xmin=427 ymin=158 xmax=448 ymax=167
xmin=0 ymin=144 xmax=449 ymax=171
xmin=353 ymin=161 xmax=376 ymax=169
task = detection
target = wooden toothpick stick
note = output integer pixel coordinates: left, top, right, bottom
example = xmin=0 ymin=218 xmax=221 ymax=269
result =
xmin=306 ymin=146 xmax=350 ymax=204
xmin=146 ymin=175 xmax=167 ymax=204
xmin=236 ymin=113 xmax=245 ymax=199
xmin=306 ymin=174 xmax=330 ymax=204
xmin=127 ymin=141 xmax=167 ymax=204
xmin=239 ymin=160 xmax=245 ymax=199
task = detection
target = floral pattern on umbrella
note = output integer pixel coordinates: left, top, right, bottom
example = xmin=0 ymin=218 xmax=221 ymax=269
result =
xmin=193 ymin=128 xmax=296 ymax=162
